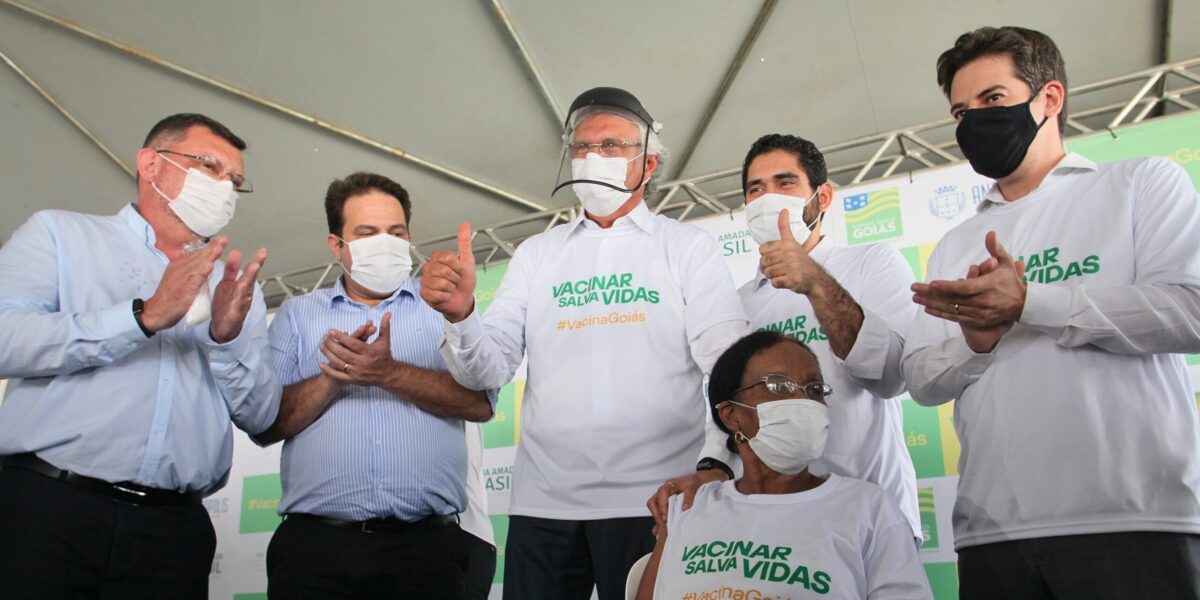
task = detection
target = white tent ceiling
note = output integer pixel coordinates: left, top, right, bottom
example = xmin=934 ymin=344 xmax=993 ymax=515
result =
xmin=3 ymin=0 xmax=1198 ymax=295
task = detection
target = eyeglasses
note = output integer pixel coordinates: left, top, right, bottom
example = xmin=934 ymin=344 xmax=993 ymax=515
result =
xmin=156 ymin=149 xmax=253 ymax=193
xmin=730 ymin=374 xmax=832 ymax=401
xmin=565 ymin=139 xmax=643 ymax=159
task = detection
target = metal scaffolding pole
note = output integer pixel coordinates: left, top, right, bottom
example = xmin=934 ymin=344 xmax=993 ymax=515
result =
xmin=0 ymin=0 xmax=547 ymax=213
xmin=0 ymin=46 xmax=134 ymax=179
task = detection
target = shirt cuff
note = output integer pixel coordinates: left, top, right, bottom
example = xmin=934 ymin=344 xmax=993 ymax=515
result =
xmin=1018 ymin=282 xmax=1072 ymax=338
xmin=197 ymin=324 xmax=253 ymax=365
xmin=838 ymin=309 xmax=889 ymax=379
xmin=104 ymin=301 xmax=155 ymax=352
xmin=945 ymin=335 xmax=997 ymax=375
xmin=443 ymin=311 xmax=485 ymax=349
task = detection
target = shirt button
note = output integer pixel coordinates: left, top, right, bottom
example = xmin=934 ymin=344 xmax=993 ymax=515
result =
xmin=373 ymin=400 xmax=380 ymax=406
xmin=376 ymin=483 xmax=383 ymax=490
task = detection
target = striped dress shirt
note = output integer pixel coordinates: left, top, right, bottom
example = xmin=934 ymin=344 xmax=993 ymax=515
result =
xmin=269 ymin=275 xmax=491 ymax=521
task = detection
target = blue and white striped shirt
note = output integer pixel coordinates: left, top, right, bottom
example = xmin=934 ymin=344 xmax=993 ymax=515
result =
xmin=0 ymin=204 xmax=281 ymax=494
xmin=269 ymin=275 xmax=486 ymax=521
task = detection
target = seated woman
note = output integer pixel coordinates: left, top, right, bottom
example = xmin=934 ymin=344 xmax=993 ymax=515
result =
xmin=636 ymin=330 xmax=930 ymax=599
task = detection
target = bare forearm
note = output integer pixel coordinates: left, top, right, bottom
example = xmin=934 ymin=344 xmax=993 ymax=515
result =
xmin=255 ymin=375 xmax=341 ymax=445
xmin=380 ymin=363 xmax=493 ymax=421
xmin=808 ymin=271 xmax=865 ymax=359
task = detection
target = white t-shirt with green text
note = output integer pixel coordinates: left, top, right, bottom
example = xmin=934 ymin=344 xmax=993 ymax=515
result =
xmin=653 ymin=476 xmax=930 ymax=599
xmin=902 ymin=154 xmax=1200 ymax=549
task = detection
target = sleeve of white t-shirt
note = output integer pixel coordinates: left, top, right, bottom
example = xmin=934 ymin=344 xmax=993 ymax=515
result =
xmin=863 ymin=494 xmax=934 ymax=599
xmin=837 ymin=243 xmax=918 ymax=399
xmin=678 ymin=229 xmax=750 ymax=469
xmin=438 ymin=238 xmax=535 ymax=391
xmin=900 ymin=242 xmax=997 ymax=406
xmin=1020 ymin=158 xmax=1200 ymax=354
xmin=678 ymin=229 xmax=750 ymax=353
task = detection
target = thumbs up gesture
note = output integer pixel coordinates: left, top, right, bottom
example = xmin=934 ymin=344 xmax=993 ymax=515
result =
xmin=420 ymin=222 xmax=478 ymax=323
xmin=759 ymin=208 xmax=821 ymax=295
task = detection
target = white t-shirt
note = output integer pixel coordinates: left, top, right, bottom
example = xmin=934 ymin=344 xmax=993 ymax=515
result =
xmin=653 ymin=476 xmax=930 ymax=599
xmin=735 ymin=241 xmax=921 ymax=540
xmin=902 ymin=154 xmax=1200 ymax=549
xmin=441 ymin=202 xmax=748 ymax=519
xmin=459 ymin=422 xmax=494 ymax=546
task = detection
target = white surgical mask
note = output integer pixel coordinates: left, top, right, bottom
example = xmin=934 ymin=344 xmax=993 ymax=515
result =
xmin=152 ymin=154 xmax=239 ymax=237
xmin=734 ymin=399 xmax=828 ymax=474
xmin=571 ymin=152 xmax=644 ymax=217
xmin=744 ymin=191 xmax=820 ymax=246
xmin=340 ymin=233 xmax=412 ymax=295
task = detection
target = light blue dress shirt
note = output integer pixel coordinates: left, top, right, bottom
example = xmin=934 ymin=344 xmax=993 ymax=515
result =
xmin=0 ymin=204 xmax=282 ymax=495
xmin=269 ymin=275 xmax=494 ymax=522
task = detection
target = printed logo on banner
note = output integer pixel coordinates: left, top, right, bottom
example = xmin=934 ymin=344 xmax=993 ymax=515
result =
xmin=484 ymin=381 xmax=522 ymax=449
xmin=484 ymin=464 xmax=513 ymax=494
xmin=902 ymin=399 xmax=944 ymax=479
xmin=204 ymin=495 xmax=231 ymax=519
xmin=843 ymin=187 xmax=904 ymax=245
xmin=239 ymin=473 xmax=282 ymax=534
xmin=898 ymin=244 xmax=936 ymax=282
xmin=923 ymin=563 xmax=959 ymax=599
xmin=491 ymin=515 xmax=509 ymax=584
xmin=718 ymin=229 xmax=756 ymax=258
xmin=929 ymin=185 xmax=967 ymax=220
xmin=918 ymin=488 xmax=939 ymax=551
xmin=473 ymin=263 xmax=509 ymax=315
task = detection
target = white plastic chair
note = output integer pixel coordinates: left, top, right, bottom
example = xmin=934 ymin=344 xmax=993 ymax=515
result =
xmin=624 ymin=552 xmax=653 ymax=600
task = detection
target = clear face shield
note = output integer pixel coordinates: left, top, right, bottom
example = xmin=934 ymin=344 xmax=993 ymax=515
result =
xmin=551 ymin=105 xmax=661 ymax=206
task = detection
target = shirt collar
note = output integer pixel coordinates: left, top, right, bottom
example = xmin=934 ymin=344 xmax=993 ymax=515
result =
xmin=119 ymin=203 xmax=157 ymax=248
xmin=978 ymin=152 xmax=1098 ymax=211
xmin=329 ymin=273 xmax=416 ymax=307
xmin=571 ymin=200 xmax=655 ymax=235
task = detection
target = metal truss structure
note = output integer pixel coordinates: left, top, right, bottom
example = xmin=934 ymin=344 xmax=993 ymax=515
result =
xmin=2 ymin=0 xmax=1196 ymax=308
xmin=259 ymin=55 xmax=1200 ymax=307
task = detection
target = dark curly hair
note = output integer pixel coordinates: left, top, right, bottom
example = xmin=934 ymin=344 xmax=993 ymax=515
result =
xmin=740 ymin=134 xmax=827 ymax=195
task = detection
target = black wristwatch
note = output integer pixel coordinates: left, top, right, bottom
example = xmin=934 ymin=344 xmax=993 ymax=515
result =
xmin=696 ymin=457 xmax=734 ymax=480
xmin=132 ymin=298 xmax=154 ymax=338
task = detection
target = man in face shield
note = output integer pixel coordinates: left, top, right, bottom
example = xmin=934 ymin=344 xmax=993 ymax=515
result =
xmin=421 ymin=88 xmax=749 ymax=599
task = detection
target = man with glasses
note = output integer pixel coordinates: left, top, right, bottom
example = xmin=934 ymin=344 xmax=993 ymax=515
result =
xmin=0 ymin=113 xmax=279 ymax=598
xmin=421 ymin=87 xmax=748 ymax=599
xmin=648 ymin=133 xmax=922 ymax=546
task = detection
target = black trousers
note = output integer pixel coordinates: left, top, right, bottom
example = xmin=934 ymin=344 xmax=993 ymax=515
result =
xmin=464 ymin=532 xmax=497 ymax=600
xmin=267 ymin=513 xmax=471 ymax=600
xmin=958 ymin=531 xmax=1200 ymax=599
xmin=0 ymin=464 xmax=215 ymax=600
xmin=503 ymin=515 xmax=655 ymax=600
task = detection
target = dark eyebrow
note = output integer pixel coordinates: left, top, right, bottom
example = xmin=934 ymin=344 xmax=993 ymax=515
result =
xmin=746 ymin=171 xmax=800 ymax=188
xmin=950 ymin=85 xmax=1010 ymax=114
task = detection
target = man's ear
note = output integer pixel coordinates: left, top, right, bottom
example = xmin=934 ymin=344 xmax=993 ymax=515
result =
xmin=816 ymin=181 xmax=835 ymax=213
xmin=1041 ymin=80 xmax=1066 ymax=124
xmin=326 ymin=233 xmax=344 ymax=262
xmin=135 ymin=147 xmax=160 ymax=182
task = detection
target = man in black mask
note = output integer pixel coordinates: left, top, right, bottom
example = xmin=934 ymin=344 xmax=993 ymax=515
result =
xmin=902 ymin=27 xmax=1200 ymax=599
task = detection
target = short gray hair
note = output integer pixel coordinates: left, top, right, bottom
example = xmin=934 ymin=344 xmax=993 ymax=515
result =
xmin=567 ymin=106 xmax=669 ymax=194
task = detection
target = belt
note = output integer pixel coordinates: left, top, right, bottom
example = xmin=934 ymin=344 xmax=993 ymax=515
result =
xmin=286 ymin=512 xmax=460 ymax=534
xmin=2 ymin=453 xmax=201 ymax=507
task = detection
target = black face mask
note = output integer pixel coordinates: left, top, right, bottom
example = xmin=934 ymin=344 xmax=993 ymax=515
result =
xmin=955 ymin=90 xmax=1049 ymax=180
